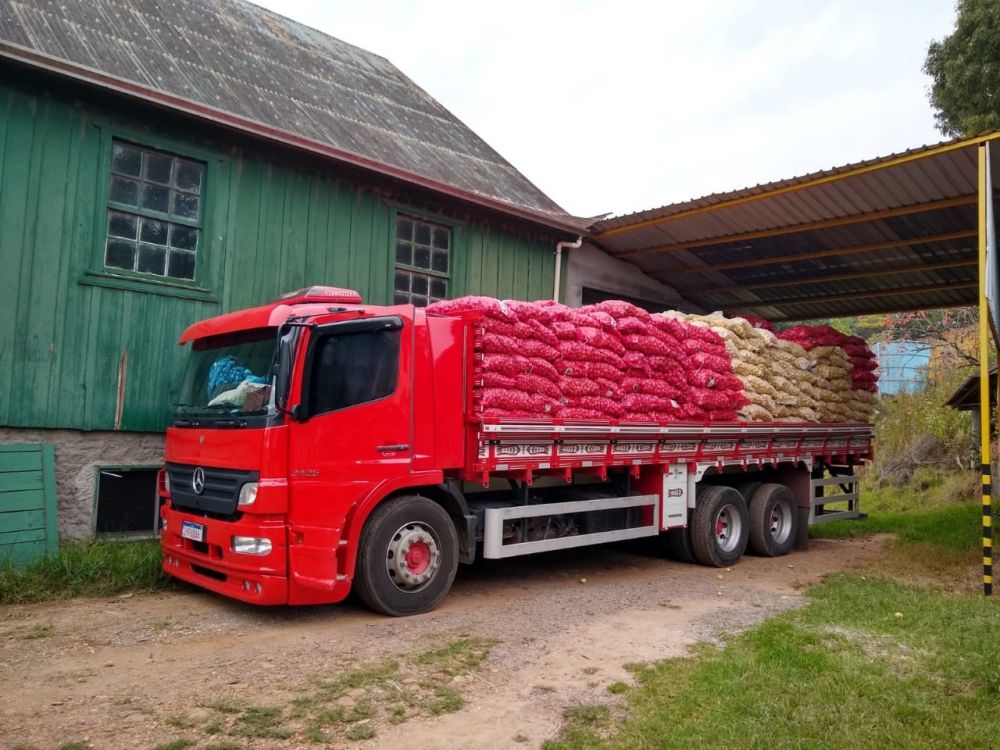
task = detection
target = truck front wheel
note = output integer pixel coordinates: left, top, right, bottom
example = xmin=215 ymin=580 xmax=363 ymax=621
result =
xmin=690 ymin=485 xmax=749 ymax=567
xmin=354 ymin=495 xmax=459 ymax=616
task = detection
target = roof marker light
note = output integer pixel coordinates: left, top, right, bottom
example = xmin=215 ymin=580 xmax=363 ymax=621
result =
xmin=277 ymin=286 xmax=362 ymax=305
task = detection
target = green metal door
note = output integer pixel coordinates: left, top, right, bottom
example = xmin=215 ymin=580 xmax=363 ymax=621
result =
xmin=0 ymin=444 xmax=58 ymax=567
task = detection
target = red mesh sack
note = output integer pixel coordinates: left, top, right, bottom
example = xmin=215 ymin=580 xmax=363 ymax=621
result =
xmin=689 ymin=351 xmax=733 ymax=373
xmin=577 ymin=326 xmax=627 ymax=356
xmin=595 ymin=377 xmax=625 ymax=399
xmin=851 ymin=356 xmax=878 ymax=372
xmin=622 ymin=393 xmax=677 ymax=414
xmin=682 ymin=338 xmax=728 ymax=357
xmin=561 ymin=407 xmax=607 ymax=420
xmin=567 ymin=395 xmax=624 ymax=417
xmin=616 ymin=316 xmax=651 ymax=335
xmin=589 ymin=300 xmax=651 ymax=321
xmin=479 ymin=388 xmax=559 ymax=416
xmin=560 ymin=376 xmax=601 ymax=397
xmin=481 ymin=353 xmax=527 ymax=378
xmin=741 ymin=314 xmax=773 ymax=331
xmin=504 ymin=300 xmax=552 ymax=322
xmin=526 ymin=318 xmax=560 ymax=348
xmin=709 ymin=409 xmax=739 ymax=421
xmin=520 ymin=339 xmax=560 ymax=360
xmin=690 ymin=387 xmax=747 ymax=410
xmin=481 ymin=332 xmax=520 ymax=355
xmin=428 ymin=296 xmax=514 ymax=320
xmin=623 ymin=334 xmax=673 ymax=357
xmin=526 ymin=357 xmax=561 ymax=383
xmin=622 ymin=377 xmax=682 ymax=399
xmin=516 ymin=372 xmax=561 ymax=400
xmin=480 ymin=371 xmax=517 ymax=389
xmin=551 ymin=321 xmax=579 ymax=340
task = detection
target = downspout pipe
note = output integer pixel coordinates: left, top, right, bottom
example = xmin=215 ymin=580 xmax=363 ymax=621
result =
xmin=553 ymin=236 xmax=583 ymax=302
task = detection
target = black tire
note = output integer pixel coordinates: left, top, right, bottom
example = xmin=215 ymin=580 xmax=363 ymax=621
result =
xmin=690 ymin=485 xmax=749 ymax=567
xmin=353 ymin=495 xmax=458 ymax=617
xmin=735 ymin=481 xmax=761 ymax=504
xmin=663 ymin=517 xmax=696 ymax=564
xmin=747 ymin=483 xmax=799 ymax=557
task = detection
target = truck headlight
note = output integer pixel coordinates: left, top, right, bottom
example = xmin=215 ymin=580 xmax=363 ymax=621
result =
xmin=238 ymin=482 xmax=258 ymax=506
xmin=231 ymin=536 xmax=272 ymax=556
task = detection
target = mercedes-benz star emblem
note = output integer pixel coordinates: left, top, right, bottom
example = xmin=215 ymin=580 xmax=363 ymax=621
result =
xmin=192 ymin=467 xmax=205 ymax=495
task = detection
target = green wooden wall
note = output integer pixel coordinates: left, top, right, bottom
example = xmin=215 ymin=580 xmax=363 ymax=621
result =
xmin=0 ymin=444 xmax=58 ymax=567
xmin=0 ymin=76 xmax=564 ymax=433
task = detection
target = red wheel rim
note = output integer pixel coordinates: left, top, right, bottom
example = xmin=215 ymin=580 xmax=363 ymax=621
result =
xmin=405 ymin=540 xmax=431 ymax=575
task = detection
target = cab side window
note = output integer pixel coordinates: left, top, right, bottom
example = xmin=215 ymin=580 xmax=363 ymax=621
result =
xmin=307 ymin=329 xmax=400 ymax=415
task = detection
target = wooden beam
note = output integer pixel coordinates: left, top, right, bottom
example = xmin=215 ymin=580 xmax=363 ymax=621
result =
xmin=652 ymin=229 xmax=977 ymax=279
xmin=725 ymin=280 xmax=978 ymax=311
xmin=689 ymin=258 xmax=978 ymax=296
xmin=595 ymin=132 xmax=1000 ymax=239
xmin=617 ymin=195 xmax=976 ymax=259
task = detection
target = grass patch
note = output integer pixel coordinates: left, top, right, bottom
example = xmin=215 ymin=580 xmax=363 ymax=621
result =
xmin=150 ymin=740 xmax=195 ymax=750
xmin=546 ymin=574 xmax=1000 ymax=749
xmin=813 ymin=500 xmax=980 ymax=551
xmin=344 ymin=722 xmax=376 ymax=741
xmin=413 ymin=636 xmax=499 ymax=676
xmin=230 ymin=706 xmax=293 ymax=740
xmin=0 ymin=539 xmax=170 ymax=604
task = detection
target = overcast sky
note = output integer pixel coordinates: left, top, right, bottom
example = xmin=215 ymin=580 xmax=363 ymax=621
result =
xmin=249 ymin=0 xmax=956 ymax=219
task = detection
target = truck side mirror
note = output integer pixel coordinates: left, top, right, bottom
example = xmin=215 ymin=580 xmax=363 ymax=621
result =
xmin=274 ymin=327 xmax=295 ymax=413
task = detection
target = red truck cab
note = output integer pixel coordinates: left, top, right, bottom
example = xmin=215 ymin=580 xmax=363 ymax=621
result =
xmin=160 ymin=287 xmax=469 ymax=613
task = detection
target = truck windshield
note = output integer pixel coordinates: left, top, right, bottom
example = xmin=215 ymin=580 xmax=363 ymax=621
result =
xmin=175 ymin=328 xmax=278 ymax=423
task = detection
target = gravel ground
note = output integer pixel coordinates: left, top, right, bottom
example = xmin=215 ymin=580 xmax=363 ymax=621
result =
xmin=0 ymin=536 xmax=886 ymax=750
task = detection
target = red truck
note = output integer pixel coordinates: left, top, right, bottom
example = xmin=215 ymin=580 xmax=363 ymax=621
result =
xmin=159 ymin=287 xmax=873 ymax=616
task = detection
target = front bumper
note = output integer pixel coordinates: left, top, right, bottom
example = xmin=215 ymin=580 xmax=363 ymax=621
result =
xmin=160 ymin=503 xmax=288 ymax=605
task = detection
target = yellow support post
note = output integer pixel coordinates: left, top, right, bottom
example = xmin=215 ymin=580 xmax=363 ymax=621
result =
xmin=978 ymin=143 xmax=992 ymax=596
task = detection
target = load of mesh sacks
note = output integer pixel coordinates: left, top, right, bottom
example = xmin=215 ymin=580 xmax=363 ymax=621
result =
xmin=425 ymin=297 xmax=877 ymax=423
xmin=661 ymin=314 xmax=878 ymax=423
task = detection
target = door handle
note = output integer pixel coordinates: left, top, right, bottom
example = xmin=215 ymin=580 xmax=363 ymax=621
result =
xmin=376 ymin=444 xmax=410 ymax=452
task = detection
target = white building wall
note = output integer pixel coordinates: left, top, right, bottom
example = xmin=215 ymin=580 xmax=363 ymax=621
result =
xmin=563 ymin=241 xmax=703 ymax=311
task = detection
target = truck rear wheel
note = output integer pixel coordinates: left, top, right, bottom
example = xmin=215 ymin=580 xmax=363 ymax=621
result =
xmin=747 ymin=483 xmax=798 ymax=557
xmin=663 ymin=518 xmax=696 ymax=564
xmin=690 ymin=485 xmax=749 ymax=567
xmin=354 ymin=495 xmax=458 ymax=617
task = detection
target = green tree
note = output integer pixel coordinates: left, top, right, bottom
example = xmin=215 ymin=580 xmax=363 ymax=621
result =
xmin=924 ymin=0 xmax=1000 ymax=137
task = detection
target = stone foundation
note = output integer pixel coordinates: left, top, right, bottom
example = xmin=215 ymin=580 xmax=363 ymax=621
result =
xmin=0 ymin=428 xmax=164 ymax=539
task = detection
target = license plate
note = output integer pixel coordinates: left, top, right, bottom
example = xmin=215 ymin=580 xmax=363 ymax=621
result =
xmin=181 ymin=520 xmax=205 ymax=542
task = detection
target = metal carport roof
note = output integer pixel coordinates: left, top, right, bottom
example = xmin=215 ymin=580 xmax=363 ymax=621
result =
xmin=590 ymin=132 xmax=1000 ymax=322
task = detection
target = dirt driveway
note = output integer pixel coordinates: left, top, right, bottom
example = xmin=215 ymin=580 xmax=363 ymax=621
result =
xmin=0 ymin=537 xmax=885 ymax=750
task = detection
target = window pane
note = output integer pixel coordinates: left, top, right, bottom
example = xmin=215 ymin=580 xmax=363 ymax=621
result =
xmin=414 ymin=222 xmax=431 ymax=246
xmin=105 ymin=238 xmax=135 ymax=270
xmin=431 ymin=250 xmax=449 ymax=274
xmin=395 ymin=241 xmax=412 ymax=266
xmin=430 ymin=278 xmax=447 ymax=298
xmin=143 ymin=152 xmax=172 ymax=184
xmin=174 ymin=160 xmax=203 ymax=193
xmin=307 ymin=329 xmax=400 ymax=415
xmin=396 ymin=217 xmax=413 ymax=242
xmin=394 ymin=271 xmax=410 ymax=292
xmin=111 ymin=143 xmax=141 ymax=177
xmin=432 ymin=227 xmax=449 ymax=250
xmin=167 ymin=250 xmax=196 ymax=280
xmin=411 ymin=294 xmax=429 ymax=308
xmin=172 ymin=191 xmax=200 ymax=220
xmin=170 ymin=224 xmax=198 ymax=251
xmin=137 ymin=243 xmax=167 ymax=275
xmin=394 ymin=292 xmax=409 ymax=305
xmin=410 ymin=274 xmax=428 ymax=296
xmin=413 ymin=245 xmax=430 ymax=269
xmin=140 ymin=218 xmax=167 ymax=245
xmin=141 ymin=184 xmax=170 ymax=213
xmin=109 ymin=176 xmax=139 ymax=206
xmin=107 ymin=211 xmax=138 ymax=239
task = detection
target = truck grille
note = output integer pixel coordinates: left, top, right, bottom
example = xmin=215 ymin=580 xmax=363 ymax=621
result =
xmin=166 ymin=463 xmax=259 ymax=518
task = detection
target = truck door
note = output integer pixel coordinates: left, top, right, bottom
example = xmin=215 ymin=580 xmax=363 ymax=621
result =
xmin=287 ymin=312 xmax=413 ymax=582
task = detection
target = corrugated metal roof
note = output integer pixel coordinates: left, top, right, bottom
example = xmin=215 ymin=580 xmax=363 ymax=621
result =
xmin=0 ymin=0 xmax=583 ymax=233
xmin=590 ymin=133 xmax=1000 ymax=321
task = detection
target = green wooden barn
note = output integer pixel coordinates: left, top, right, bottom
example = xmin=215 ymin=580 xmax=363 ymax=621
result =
xmin=0 ymin=0 xmax=583 ymax=553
